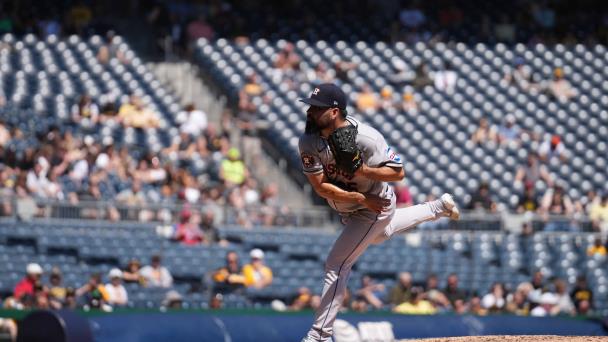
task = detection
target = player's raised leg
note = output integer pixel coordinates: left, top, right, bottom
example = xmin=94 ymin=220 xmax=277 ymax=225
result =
xmin=380 ymin=193 xmax=460 ymax=241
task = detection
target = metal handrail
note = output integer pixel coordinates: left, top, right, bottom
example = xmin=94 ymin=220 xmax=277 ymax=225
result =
xmin=0 ymin=195 xmax=597 ymax=231
xmin=0 ymin=196 xmax=337 ymax=228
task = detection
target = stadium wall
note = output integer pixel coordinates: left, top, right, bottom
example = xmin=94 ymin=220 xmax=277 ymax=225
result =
xmin=57 ymin=310 xmax=608 ymax=341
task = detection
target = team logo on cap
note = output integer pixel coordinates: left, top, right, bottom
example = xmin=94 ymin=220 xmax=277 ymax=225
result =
xmin=312 ymin=88 xmax=320 ymax=95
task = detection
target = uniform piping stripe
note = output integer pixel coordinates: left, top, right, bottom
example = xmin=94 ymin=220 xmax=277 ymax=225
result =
xmin=318 ymin=213 xmax=379 ymax=337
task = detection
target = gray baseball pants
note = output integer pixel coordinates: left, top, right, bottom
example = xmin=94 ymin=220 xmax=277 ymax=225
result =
xmin=305 ymin=195 xmax=446 ymax=341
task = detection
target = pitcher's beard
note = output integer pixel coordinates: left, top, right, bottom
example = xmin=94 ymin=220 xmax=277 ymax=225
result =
xmin=305 ymin=116 xmax=319 ymax=134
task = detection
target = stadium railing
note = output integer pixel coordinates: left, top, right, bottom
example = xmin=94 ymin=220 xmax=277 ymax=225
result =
xmin=0 ymin=196 xmax=595 ymax=232
xmin=0 ymin=196 xmax=335 ymax=228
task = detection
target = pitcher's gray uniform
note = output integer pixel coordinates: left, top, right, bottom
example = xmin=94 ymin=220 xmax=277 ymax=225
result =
xmin=299 ymin=116 xmax=456 ymax=341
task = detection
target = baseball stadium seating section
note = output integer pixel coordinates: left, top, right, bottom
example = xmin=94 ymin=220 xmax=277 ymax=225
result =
xmin=0 ymin=33 xmax=607 ymax=318
xmin=195 ymin=38 xmax=608 ymax=207
xmin=0 ymin=34 xmax=223 ymax=198
xmin=0 ymin=222 xmax=606 ymax=315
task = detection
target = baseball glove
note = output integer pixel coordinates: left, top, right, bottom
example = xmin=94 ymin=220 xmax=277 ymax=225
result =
xmin=328 ymin=125 xmax=362 ymax=175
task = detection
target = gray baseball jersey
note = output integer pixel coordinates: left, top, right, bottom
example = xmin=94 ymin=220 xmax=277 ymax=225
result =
xmin=299 ymin=117 xmax=451 ymax=342
xmin=298 ymin=116 xmax=402 ymax=213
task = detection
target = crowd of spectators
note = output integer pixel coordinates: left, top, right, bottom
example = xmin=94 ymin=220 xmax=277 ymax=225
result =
xmin=0 ymin=246 xmax=276 ymax=316
xmin=0 ymin=86 xmax=294 ymax=227
xmin=459 ymin=54 xmax=605 ymax=232
xmin=335 ymin=270 xmax=596 ymax=318
xmin=463 ymin=169 xmax=607 ymax=233
xmin=0 ymin=0 xmax=605 ymax=325
xmin=467 ymin=102 xmax=607 ymax=233
xmin=2 ymin=245 xmax=273 ymax=314
xmin=234 ymin=264 xmax=602 ymax=319
xmin=211 ymin=248 xmax=273 ymax=296
xmin=8 ymin=254 xmax=174 ymax=309
xmin=3 ymin=233 xmax=605 ymax=320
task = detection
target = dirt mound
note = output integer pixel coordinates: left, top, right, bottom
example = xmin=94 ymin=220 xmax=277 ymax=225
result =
xmin=409 ymin=336 xmax=608 ymax=342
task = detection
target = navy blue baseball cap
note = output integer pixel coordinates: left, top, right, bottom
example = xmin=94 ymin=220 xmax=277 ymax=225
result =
xmin=299 ymin=83 xmax=347 ymax=110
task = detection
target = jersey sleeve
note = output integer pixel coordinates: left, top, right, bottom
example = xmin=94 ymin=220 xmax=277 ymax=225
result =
xmin=298 ymin=135 xmax=323 ymax=174
xmin=359 ymin=133 xmax=403 ymax=168
xmin=381 ymin=143 xmax=403 ymax=168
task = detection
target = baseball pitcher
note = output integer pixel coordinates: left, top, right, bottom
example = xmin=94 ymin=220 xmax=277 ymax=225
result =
xmin=298 ymin=83 xmax=459 ymax=342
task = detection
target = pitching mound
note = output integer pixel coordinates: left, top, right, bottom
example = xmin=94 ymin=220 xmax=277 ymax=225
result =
xmin=410 ymin=336 xmax=608 ymax=342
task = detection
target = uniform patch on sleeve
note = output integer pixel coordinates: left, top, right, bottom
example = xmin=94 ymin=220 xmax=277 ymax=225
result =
xmin=386 ymin=146 xmax=402 ymax=163
xmin=301 ymin=153 xmax=315 ymax=169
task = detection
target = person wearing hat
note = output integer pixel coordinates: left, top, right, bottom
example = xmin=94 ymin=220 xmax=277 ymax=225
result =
xmin=219 ymin=147 xmax=248 ymax=186
xmin=298 ymin=83 xmax=459 ymax=342
xmin=105 ymin=268 xmax=128 ymax=307
xmin=401 ymin=91 xmax=418 ymax=114
xmin=530 ymin=292 xmax=559 ymax=317
xmin=242 ymin=248 xmax=273 ymax=289
xmin=378 ymin=87 xmax=395 ymax=111
xmin=538 ymin=134 xmax=567 ymax=163
xmin=162 ymin=290 xmax=183 ymax=309
xmin=547 ymin=67 xmax=576 ymax=103
xmin=14 ymin=263 xmax=43 ymax=300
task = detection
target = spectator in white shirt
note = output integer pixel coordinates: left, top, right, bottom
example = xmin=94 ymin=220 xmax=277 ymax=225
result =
xmin=177 ymin=104 xmax=207 ymax=137
xmin=105 ymin=268 xmax=128 ymax=307
xmin=26 ymin=163 xmax=49 ymax=198
xmin=553 ymin=279 xmax=575 ymax=315
xmin=547 ymin=68 xmax=576 ymax=103
xmin=481 ymin=282 xmax=507 ymax=313
xmin=497 ymin=114 xmax=521 ymax=146
xmin=530 ymin=292 xmax=558 ymax=317
xmin=71 ymin=94 xmax=99 ymax=128
xmin=538 ymin=135 xmax=567 ymax=163
xmin=434 ymin=62 xmax=457 ymax=93
xmin=140 ymin=255 xmax=173 ymax=288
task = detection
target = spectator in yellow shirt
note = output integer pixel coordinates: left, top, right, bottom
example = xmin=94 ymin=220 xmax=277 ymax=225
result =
xmin=589 ymin=195 xmax=608 ymax=233
xmin=243 ymin=249 xmax=273 ymax=289
xmin=212 ymin=251 xmax=246 ymax=294
xmin=587 ymin=237 xmax=607 ymax=257
xmin=118 ymin=94 xmax=160 ymax=129
xmin=393 ymin=287 xmax=437 ymax=315
xmin=356 ymin=85 xmax=379 ymax=112
xmin=220 ymin=148 xmax=248 ymax=186
xmin=76 ymin=273 xmax=110 ymax=310
xmin=243 ymin=73 xmax=263 ymax=96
